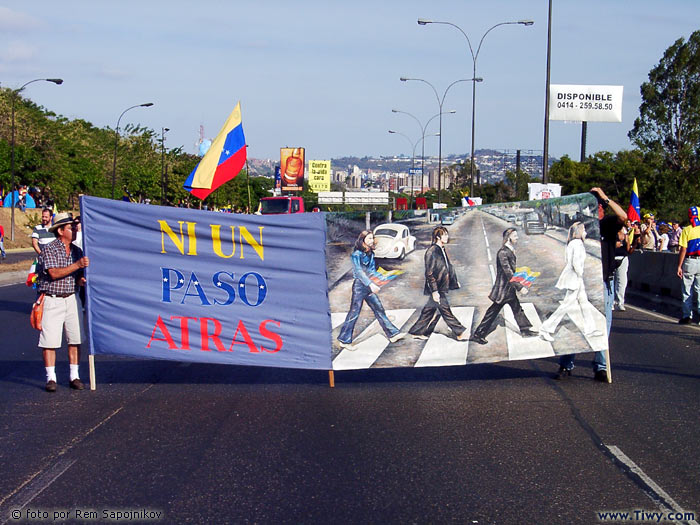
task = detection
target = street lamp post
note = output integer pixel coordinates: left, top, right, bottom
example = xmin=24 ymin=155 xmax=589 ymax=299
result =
xmin=161 ymin=127 xmax=169 ymax=205
xmin=391 ymin=109 xmax=455 ymax=197
xmin=9 ymin=78 xmax=63 ymax=241
xmin=418 ymin=18 xmax=534 ymax=197
xmin=400 ymin=77 xmax=481 ymax=206
xmin=112 ymin=103 xmax=154 ymax=199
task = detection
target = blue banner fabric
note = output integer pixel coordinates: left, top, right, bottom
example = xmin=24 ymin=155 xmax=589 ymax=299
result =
xmin=80 ymin=197 xmax=332 ymax=370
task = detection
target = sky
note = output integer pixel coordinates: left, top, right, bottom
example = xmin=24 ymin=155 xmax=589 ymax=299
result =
xmin=2 ymin=1 xmax=699 ymax=163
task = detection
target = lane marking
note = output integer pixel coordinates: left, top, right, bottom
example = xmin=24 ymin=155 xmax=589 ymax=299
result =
xmin=0 ymin=384 xmax=154 ymax=510
xmin=0 ymin=458 xmax=76 ymax=519
xmin=606 ymin=445 xmax=699 ymax=525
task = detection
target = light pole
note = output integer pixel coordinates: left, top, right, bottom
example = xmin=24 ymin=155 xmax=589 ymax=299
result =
xmin=400 ymin=77 xmax=481 ymax=206
xmin=388 ymin=130 xmax=419 ymax=208
xmin=112 ymin=103 xmax=154 ymax=199
xmin=391 ymin=109 xmax=455 ymax=197
xmin=161 ymin=127 xmax=169 ymax=205
xmin=418 ymin=18 xmax=534 ymax=196
xmin=9 ymin=78 xmax=63 ymax=241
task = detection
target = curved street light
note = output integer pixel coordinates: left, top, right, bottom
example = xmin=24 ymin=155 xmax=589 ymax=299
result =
xmin=112 ymin=103 xmax=154 ymax=199
xmin=418 ymin=18 xmax=534 ymax=196
xmin=161 ymin=127 xmax=170 ymax=205
xmin=389 ymin=129 xmax=441 ymax=208
xmin=9 ymin=78 xmax=63 ymax=241
xmin=400 ymin=76 xmax=481 ymax=205
xmin=391 ymin=109 xmax=455 ymax=197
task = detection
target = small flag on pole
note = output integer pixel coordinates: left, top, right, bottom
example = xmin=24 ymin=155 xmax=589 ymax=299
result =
xmin=184 ymin=102 xmax=247 ymax=200
xmin=627 ymin=178 xmax=641 ymax=223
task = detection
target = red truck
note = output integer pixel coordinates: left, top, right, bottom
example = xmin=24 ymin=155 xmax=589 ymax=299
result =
xmin=259 ymin=196 xmax=305 ymax=214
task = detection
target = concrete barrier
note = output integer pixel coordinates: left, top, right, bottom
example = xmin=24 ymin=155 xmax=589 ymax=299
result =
xmin=627 ymin=251 xmax=682 ymax=299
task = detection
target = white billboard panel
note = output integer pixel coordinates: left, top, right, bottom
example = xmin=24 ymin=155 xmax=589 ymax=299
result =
xmin=549 ymin=84 xmax=623 ymax=123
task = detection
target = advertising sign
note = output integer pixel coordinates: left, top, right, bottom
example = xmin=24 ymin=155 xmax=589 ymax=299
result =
xmin=280 ymin=148 xmax=305 ymax=192
xmin=308 ymin=160 xmax=331 ymax=193
xmin=549 ymin=84 xmax=623 ymax=123
xmin=528 ymin=183 xmax=562 ymax=201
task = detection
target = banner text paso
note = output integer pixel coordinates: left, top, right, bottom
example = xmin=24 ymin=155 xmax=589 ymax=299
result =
xmin=147 ymin=219 xmax=283 ymax=355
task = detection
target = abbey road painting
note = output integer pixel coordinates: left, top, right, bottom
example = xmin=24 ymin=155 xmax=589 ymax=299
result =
xmin=326 ymin=193 xmax=608 ymax=370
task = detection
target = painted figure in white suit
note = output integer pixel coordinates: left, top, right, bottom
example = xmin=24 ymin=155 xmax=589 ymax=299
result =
xmin=539 ymin=222 xmax=601 ymax=342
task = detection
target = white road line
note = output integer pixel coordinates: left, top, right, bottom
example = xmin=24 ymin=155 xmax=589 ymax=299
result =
xmin=606 ymin=445 xmax=699 ymax=525
xmin=415 ymin=307 xmax=474 ymax=367
xmin=332 ymin=309 xmax=414 ymax=370
xmin=489 ymin=264 xmax=496 ymax=284
xmin=0 ymin=458 xmax=76 ymax=518
xmin=625 ymin=304 xmax=700 ymax=331
xmin=504 ymin=303 xmax=554 ymax=360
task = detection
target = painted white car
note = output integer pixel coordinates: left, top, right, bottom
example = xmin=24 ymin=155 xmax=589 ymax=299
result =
xmin=372 ymin=223 xmax=416 ymax=260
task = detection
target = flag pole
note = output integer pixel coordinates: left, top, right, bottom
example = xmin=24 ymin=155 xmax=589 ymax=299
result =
xmin=246 ymin=154 xmax=251 ymax=213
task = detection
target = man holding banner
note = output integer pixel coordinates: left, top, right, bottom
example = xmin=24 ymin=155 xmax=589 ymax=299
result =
xmin=37 ymin=212 xmax=89 ymax=392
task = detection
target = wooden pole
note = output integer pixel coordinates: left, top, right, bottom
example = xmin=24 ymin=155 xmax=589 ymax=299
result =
xmin=328 ymin=370 xmax=335 ymax=388
xmin=605 ymin=347 xmax=612 ymax=384
xmin=89 ymin=354 xmax=96 ymax=390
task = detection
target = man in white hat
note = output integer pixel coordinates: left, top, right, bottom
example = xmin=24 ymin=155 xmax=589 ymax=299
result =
xmin=36 ymin=212 xmax=89 ymax=392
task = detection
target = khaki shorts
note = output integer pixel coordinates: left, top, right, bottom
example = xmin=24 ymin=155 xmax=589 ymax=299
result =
xmin=38 ymin=294 xmax=84 ymax=349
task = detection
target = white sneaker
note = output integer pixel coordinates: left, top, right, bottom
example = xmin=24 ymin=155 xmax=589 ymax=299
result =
xmin=539 ymin=330 xmax=554 ymax=342
xmin=389 ymin=332 xmax=406 ymax=343
xmin=617 ymin=305 xmax=626 ymax=311
xmin=338 ymin=341 xmax=355 ymax=351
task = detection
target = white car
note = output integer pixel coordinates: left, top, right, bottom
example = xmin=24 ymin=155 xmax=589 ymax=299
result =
xmin=372 ymin=223 xmax=416 ymax=260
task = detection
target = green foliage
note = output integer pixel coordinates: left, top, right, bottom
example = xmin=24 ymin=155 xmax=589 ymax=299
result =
xmin=628 ymin=30 xmax=700 ymax=219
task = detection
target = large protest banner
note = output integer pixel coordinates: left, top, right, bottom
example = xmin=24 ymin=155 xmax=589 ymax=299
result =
xmin=81 ymin=193 xmax=608 ymax=374
xmin=81 ymin=197 xmax=332 ymax=369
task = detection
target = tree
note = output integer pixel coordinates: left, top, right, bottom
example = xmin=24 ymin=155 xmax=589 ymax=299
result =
xmin=629 ymin=30 xmax=700 ymax=213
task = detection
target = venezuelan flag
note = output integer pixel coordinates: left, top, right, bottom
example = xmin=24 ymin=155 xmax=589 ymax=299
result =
xmin=509 ymin=266 xmax=540 ymax=288
xmin=627 ymin=178 xmax=641 ymax=223
xmin=369 ymin=267 xmax=404 ymax=287
xmin=184 ymin=102 xmax=247 ymax=200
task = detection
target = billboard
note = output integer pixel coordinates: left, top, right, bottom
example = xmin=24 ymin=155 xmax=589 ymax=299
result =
xmin=308 ymin=160 xmax=331 ymax=193
xmin=280 ymin=148 xmax=305 ymax=192
xmin=549 ymin=84 xmax=623 ymax=123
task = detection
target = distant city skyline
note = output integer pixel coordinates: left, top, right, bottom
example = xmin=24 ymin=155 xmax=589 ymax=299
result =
xmin=2 ymin=1 xmax=698 ymax=162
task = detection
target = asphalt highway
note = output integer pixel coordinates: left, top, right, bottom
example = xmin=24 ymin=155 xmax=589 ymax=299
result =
xmin=0 ymin=274 xmax=698 ymax=524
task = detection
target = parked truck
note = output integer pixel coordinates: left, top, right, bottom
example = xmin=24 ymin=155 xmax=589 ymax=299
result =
xmin=259 ymin=196 xmax=305 ymax=215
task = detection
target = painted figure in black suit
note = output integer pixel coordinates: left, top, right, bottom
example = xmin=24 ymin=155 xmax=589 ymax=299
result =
xmin=409 ymin=226 xmax=468 ymax=341
xmin=472 ymin=228 xmax=538 ymax=344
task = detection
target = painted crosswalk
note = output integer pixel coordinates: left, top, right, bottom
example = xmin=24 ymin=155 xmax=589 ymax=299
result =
xmin=331 ymin=301 xmax=606 ymax=370
xmin=332 ymin=309 xmax=414 ymax=370
xmin=414 ymin=307 xmax=474 ymax=367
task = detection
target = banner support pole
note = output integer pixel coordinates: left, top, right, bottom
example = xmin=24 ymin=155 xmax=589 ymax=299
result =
xmin=89 ymin=354 xmax=96 ymax=390
xmin=605 ymin=348 xmax=612 ymax=384
xmin=328 ymin=370 xmax=335 ymax=388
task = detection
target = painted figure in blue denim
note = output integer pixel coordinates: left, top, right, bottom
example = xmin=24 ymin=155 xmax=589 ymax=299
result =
xmin=337 ymin=230 xmax=404 ymax=349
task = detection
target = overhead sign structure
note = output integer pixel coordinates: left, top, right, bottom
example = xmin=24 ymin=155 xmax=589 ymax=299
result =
xmin=280 ymin=147 xmax=305 ymax=192
xmin=308 ymin=160 xmax=331 ymax=193
xmin=549 ymin=84 xmax=623 ymax=123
